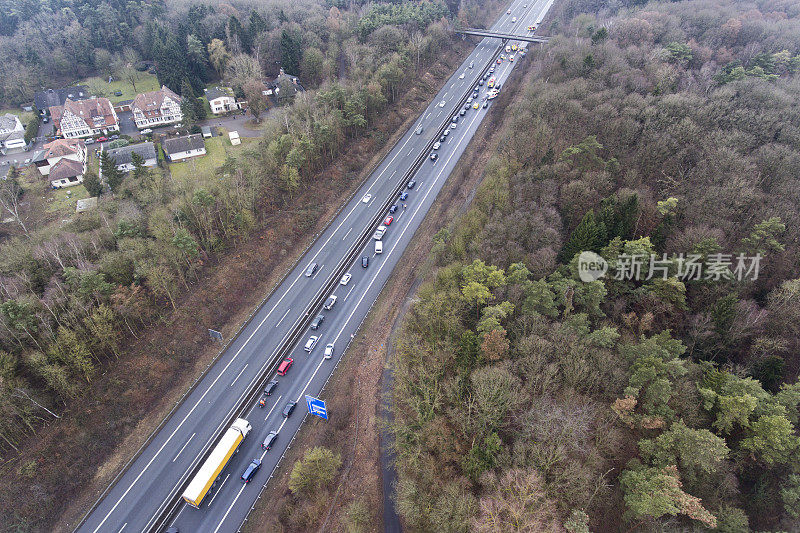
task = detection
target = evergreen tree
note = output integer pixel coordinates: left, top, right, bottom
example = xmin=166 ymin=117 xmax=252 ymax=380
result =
xmin=227 ymin=15 xmax=251 ymax=54
xmin=249 ymin=11 xmax=267 ymax=38
xmin=559 ymin=209 xmax=605 ymax=263
xmin=100 ymin=151 xmax=123 ymax=192
xmin=130 ymin=152 xmax=147 ymax=180
xmin=280 ymin=28 xmax=303 ymax=75
xmin=82 ymin=168 xmax=102 ymax=197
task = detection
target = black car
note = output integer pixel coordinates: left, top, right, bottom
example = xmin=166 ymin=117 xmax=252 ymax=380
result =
xmin=459 ymin=109 xmax=467 ymax=116
xmin=283 ymin=400 xmax=297 ymax=418
xmin=264 ymin=380 xmax=278 ymax=395
xmin=407 ymin=180 xmax=416 ymax=189
xmin=310 ymin=314 xmax=324 ymax=330
xmin=362 ymin=256 xmax=369 ymax=268
xmin=399 ymin=192 xmax=409 ymax=201
xmin=464 ymin=103 xmax=471 ymax=110
xmin=483 ymin=101 xmax=489 ymax=109
xmin=389 ymin=204 xmax=398 ymax=213
xmin=262 ymin=431 xmax=278 ymax=450
xmin=439 ymin=134 xmax=446 ymax=142
xmin=241 ymin=459 xmax=261 ymax=482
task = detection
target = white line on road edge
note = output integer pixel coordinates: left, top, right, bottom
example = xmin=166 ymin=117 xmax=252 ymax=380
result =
xmin=230 ymin=364 xmax=248 ymax=387
xmin=173 ymin=433 xmax=195 ymax=463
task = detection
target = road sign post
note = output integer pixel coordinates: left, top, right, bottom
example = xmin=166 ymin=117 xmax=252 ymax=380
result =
xmin=305 ymin=395 xmax=328 ymax=420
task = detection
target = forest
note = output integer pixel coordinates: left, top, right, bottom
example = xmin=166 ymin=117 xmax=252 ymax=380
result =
xmin=390 ymin=0 xmax=800 ymax=530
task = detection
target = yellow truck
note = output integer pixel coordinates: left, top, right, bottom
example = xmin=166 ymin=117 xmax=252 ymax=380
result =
xmin=182 ymin=418 xmax=252 ymax=508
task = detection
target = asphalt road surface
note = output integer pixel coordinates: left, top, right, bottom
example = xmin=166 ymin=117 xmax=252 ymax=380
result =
xmin=75 ymin=1 xmax=554 ymax=532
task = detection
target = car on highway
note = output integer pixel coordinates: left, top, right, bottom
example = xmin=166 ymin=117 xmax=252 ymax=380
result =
xmin=324 ymin=295 xmax=338 ymax=310
xmin=459 ymin=109 xmax=466 ymax=116
xmin=450 ymin=122 xmax=457 ymax=129
xmin=524 ymin=3 xmax=527 ymax=7
xmin=415 ymin=126 xmax=423 ymax=135
xmin=510 ymin=54 xmax=515 ymax=62
xmin=389 ymin=204 xmax=398 ymax=213
xmin=452 ymin=115 xmax=459 ymax=123
xmin=466 ymin=97 xmax=473 ymax=104
xmin=483 ymin=101 xmax=489 ymax=109
xmin=497 ymin=58 xmax=502 ymax=64
xmin=439 ymin=134 xmax=446 ymax=142
xmin=283 ymin=401 xmax=297 ymax=418
xmin=324 ymin=343 xmax=334 ymax=359
xmin=262 ymin=431 xmax=278 ymax=450
xmin=443 ymin=129 xmax=450 ymax=137
xmin=407 ymin=180 xmax=416 ymax=189
xmin=311 ymin=314 xmax=324 ymax=329
xmin=473 ymin=102 xmax=480 ymax=109
xmin=469 ymin=61 xmax=474 ymax=69
xmin=527 ymin=25 xmax=536 ymax=31
xmin=241 ymin=459 xmax=261 ymax=482
xmin=439 ymin=100 xmax=446 ymax=107
xmin=512 ymin=17 xmax=517 ymax=22
xmin=489 ymin=67 xmax=495 ymax=73
xmin=400 ymin=192 xmax=409 ymax=200
xmin=478 ymin=79 xmax=484 ymax=86
xmin=277 ymin=358 xmax=293 ymax=375
xmin=362 ymin=194 xmax=372 ymax=203
xmin=340 ymin=273 xmax=352 ymax=285
xmin=384 ymin=215 xmax=394 ymax=225
xmin=304 ymin=336 xmax=318 ymax=352
xmin=433 ymin=141 xmax=441 ymax=150
xmin=362 ymin=256 xmax=369 ymax=268
xmin=373 ymin=225 xmax=387 ymax=240
xmin=305 ymin=262 xmax=318 ymax=277
xmin=506 ymin=8 xmax=511 ymax=13
xmin=264 ymin=380 xmax=278 ymax=395
xmin=473 ymin=90 xmax=480 ymax=98
xmin=430 ymin=152 xmax=438 ymax=161
xmin=464 ymin=103 xmax=471 ymax=110
xmin=458 ymin=72 xmax=465 ymax=79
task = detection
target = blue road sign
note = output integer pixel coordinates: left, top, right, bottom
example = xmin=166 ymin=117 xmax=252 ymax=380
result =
xmin=305 ymin=395 xmax=328 ymax=420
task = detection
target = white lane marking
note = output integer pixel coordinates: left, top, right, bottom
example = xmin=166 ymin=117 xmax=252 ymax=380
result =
xmin=426 ymin=112 xmax=431 ymax=119
xmin=407 ymin=149 xmax=413 ymax=155
xmin=230 ymin=364 xmax=248 ymax=387
xmin=92 ymin=5 xmax=548 ymax=528
xmin=208 ymin=474 xmax=230 ymax=508
xmin=118 ymin=525 xmax=126 ymax=533
xmin=343 ymin=285 xmax=356 ymax=302
xmin=264 ymin=394 xmax=282 ymax=421
xmin=212 ymin=481 xmax=245 ymax=533
xmin=311 ymin=265 xmax=323 ymax=279
xmin=173 ymin=433 xmax=195 ymax=462
xmin=275 ymin=308 xmax=291 ymax=328
xmin=342 ymin=227 xmax=352 ymax=241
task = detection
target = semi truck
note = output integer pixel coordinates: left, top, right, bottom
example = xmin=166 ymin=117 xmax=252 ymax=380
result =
xmin=182 ymin=418 xmax=252 ymax=508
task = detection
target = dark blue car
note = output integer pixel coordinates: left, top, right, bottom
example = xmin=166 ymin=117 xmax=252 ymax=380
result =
xmin=400 ymin=192 xmax=409 ymax=201
xmin=241 ymin=459 xmax=261 ymax=482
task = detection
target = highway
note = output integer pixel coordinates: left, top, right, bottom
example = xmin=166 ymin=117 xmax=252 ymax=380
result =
xmin=74 ymin=1 xmax=553 ymax=532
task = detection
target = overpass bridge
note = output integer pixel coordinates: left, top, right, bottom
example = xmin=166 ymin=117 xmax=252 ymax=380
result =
xmin=455 ymin=27 xmax=550 ymax=43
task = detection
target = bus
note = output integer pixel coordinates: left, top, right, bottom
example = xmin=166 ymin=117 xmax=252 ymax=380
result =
xmin=182 ymin=418 xmax=252 ymax=508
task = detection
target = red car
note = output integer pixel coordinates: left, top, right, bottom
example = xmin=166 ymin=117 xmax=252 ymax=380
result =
xmin=96 ymin=136 xmax=108 ymax=142
xmin=276 ymin=357 xmax=293 ymax=376
xmin=384 ymin=216 xmax=394 ymax=226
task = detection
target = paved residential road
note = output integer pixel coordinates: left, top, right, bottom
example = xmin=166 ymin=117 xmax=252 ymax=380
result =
xmin=73 ymin=1 xmax=554 ymax=532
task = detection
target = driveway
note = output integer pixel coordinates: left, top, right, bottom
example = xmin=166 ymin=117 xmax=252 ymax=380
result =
xmin=202 ymin=112 xmax=268 ymax=138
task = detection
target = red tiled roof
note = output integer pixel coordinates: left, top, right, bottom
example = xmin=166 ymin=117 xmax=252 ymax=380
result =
xmin=132 ymin=85 xmax=181 ymax=115
xmin=50 ymin=97 xmax=117 ymax=130
xmin=48 ymin=158 xmax=84 ymax=180
xmin=43 ymin=138 xmax=83 ymax=158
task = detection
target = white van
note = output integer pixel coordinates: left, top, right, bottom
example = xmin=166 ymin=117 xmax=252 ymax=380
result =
xmin=375 ymin=240 xmax=383 ymax=254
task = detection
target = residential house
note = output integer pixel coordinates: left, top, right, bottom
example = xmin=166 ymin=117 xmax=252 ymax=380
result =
xmin=50 ymin=97 xmax=119 ymax=139
xmin=204 ymin=87 xmax=242 ymax=114
xmin=48 ymin=158 xmax=86 ymax=188
xmin=0 ymin=113 xmax=26 ymax=154
xmin=33 ymin=138 xmax=86 ymax=176
xmin=263 ymin=68 xmax=305 ymax=99
xmin=162 ymin=134 xmax=206 ymax=162
xmin=106 ymin=142 xmax=157 ymax=172
xmin=114 ymin=99 xmax=134 ymax=113
xmin=132 ymin=86 xmax=182 ymax=129
xmin=34 ymin=86 xmax=90 ymax=115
